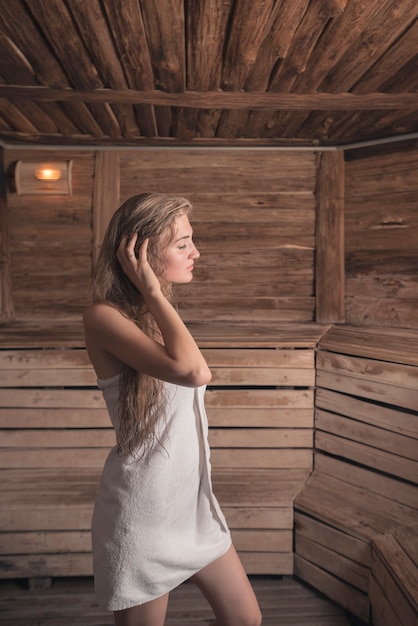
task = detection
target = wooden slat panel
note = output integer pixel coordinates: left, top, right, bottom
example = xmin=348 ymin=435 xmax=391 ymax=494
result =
xmin=294 ymin=473 xmax=418 ymax=541
xmin=295 ymin=512 xmax=371 ymax=567
xmin=0 ymin=530 xmax=91 ymax=555
xmin=222 ymin=507 xmax=293 ymax=530
xmin=208 ymin=407 xmax=313 ymax=428
xmin=0 ymin=368 xmax=97 ymax=387
xmin=317 ymin=325 xmax=418 ymax=366
xmin=211 ymin=448 xmax=312 ymax=469
xmin=232 ymin=529 xmax=292 ymax=553
xmin=314 ymin=453 xmax=418 ymax=510
xmin=0 ymin=408 xmax=109 ymax=429
xmin=316 ymin=370 xmax=418 ymax=412
xmin=316 ymin=388 xmax=418 ymax=438
xmin=206 ymin=388 xmax=313 ymax=408
xmin=0 ymin=427 xmax=311 ymax=449
xmin=315 ymin=430 xmax=417 ymax=483
xmin=239 ymin=552 xmax=293 ymax=575
xmin=203 ymin=348 xmax=315 ymax=368
xmin=0 ymin=389 xmax=105 ymax=409
xmin=317 ymin=350 xmax=418 ymax=391
xmin=0 ymin=320 xmax=330 ymax=348
xmin=371 ymin=528 xmax=418 ymax=626
xmin=0 ymin=449 xmax=108 ymax=468
xmin=369 ymin=574 xmax=403 ymax=626
xmin=294 ymin=554 xmax=370 ymax=622
xmin=0 ymin=553 xmax=93 ymax=579
xmin=316 ymin=409 xmax=417 ymax=461
xmin=211 ymin=367 xmax=314 ymax=386
xmin=295 ymin=535 xmax=369 ymax=592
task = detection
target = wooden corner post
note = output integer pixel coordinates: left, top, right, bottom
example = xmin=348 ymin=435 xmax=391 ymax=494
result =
xmin=0 ymin=148 xmax=15 ymax=323
xmin=92 ymin=150 xmax=120 ymax=268
xmin=315 ymin=150 xmax=345 ymax=323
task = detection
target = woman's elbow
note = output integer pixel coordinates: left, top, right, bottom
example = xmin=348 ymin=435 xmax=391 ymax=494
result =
xmin=188 ymin=364 xmax=212 ymax=387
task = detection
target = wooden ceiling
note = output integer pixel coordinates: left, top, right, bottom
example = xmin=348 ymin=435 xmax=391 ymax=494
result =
xmin=0 ymin=0 xmax=417 ymax=148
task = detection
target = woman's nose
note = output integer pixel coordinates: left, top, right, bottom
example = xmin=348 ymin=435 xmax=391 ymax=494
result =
xmin=191 ymin=243 xmax=200 ymax=259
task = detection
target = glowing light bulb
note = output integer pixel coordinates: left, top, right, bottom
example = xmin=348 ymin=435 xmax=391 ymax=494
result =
xmin=35 ymin=165 xmax=62 ymax=181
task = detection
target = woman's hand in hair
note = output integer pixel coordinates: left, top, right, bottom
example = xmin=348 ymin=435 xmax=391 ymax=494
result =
xmin=117 ymin=235 xmax=162 ymax=298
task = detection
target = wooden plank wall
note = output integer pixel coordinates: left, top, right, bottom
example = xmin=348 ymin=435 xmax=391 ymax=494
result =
xmin=344 ymin=144 xmax=418 ymax=328
xmin=2 ymin=147 xmax=316 ymax=325
xmin=2 ymin=148 xmax=95 ymax=320
xmin=294 ymin=325 xmax=418 ymax=623
xmin=0 ymin=323 xmax=325 ymax=579
xmin=119 ymin=148 xmax=316 ymax=323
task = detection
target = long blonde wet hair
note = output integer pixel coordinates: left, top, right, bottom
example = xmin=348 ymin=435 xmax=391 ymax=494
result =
xmin=90 ymin=192 xmax=193 ymax=459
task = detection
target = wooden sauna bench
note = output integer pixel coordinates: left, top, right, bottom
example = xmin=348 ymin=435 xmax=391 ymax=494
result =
xmin=0 ymin=320 xmax=329 ymax=585
xmin=294 ymin=325 xmax=418 ymax=626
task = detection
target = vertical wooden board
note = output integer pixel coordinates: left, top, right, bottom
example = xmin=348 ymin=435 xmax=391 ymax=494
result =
xmin=315 ymin=151 xmax=345 ymax=323
xmin=92 ymin=150 xmax=120 ymax=264
xmin=369 ymin=575 xmax=404 ymax=626
xmin=0 ymin=148 xmax=14 ymax=322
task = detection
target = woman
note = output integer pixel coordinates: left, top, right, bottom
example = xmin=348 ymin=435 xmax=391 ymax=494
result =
xmin=83 ymin=193 xmax=262 ymax=626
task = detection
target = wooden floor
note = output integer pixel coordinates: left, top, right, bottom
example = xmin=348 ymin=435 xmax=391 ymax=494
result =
xmin=0 ymin=575 xmax=361 ymax=626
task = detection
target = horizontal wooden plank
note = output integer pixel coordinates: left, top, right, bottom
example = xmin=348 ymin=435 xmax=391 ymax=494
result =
xmin=206 ymin=388 xmax=313 ymax=408
xmin=209 ymin=428 xmax=312 ymax=448
xmin=0 ymin=349 xmax=91 ymax=369
xmin=317 ymin=350 xmax=418 ymax=391
xmin=239 ymin=551 xmax=293 ymax=575
xmin=0 ymin=448 xmax=108 ymax=469
xmin=0 ymin=347 xmax=315 ymax=369
xmin=0 ymin=406 xmax=313 ymax=429
xmin=203 ymin=348 xmax=315 ymax=368
xmin=0 ymin=531 xmax=91 ymax=555
xmin=0 ymin=368 xmax=97 ymax=387
xmin=0 ymin=408 xmax=110 ymax=429
xmin=211 ymin=367 xmax=315 ymax=386
xmin=315 ymin=388 xmax=418 ymax=438
xmin=294 ymin=555 xmax=370 ymax=622
xmin=211 ymin=448 xmax=312 ymax=469
xmin=318 ymin=325 xmax=418 ymax=366
xmin=315 ymin=409 xmax=417 ymax=461
xmin=222 ymin=507 xmax=293 ymax=530
xmin=0 ymin=389 xmax=105 ymax=409
xmin=0 ymin=553 xmax=94 ymax=579
xmin=0 ymin=508 xmax=93 ymax=532
xmin=232 ymin=529 xmax=292 ymax=553
xmin=295 ymin=512 xmax=371 ymax=567
xmin=0 ymin=427 xmax=312 ymax=449
xmin=0 ymin=321 xmax=330 ymax=349
xmin=314 ymin=453 xmax=418 ymax=510
xmin=315 ymin=430 xmax=418 ymax=483
xmin=294 ymin=473 xmax=418 ymax=542
xmin=208 ymin=407 xmax=313 ymax=428
xmin=0 ymin=447 xmax=312 ymax=470
xmin=316 ymin=370 xmax=418 ymax=411
xmin=0 ymin=429 xmax=115 ymax=448
xmin=295 ymin=535 xmax=369 ymax=592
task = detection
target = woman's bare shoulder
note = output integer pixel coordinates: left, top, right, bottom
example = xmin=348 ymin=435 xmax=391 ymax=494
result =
xmin=84 ymin=302 xmax=123 ymax=325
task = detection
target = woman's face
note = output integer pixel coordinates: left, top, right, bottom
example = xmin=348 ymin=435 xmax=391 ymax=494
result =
xmin=160 ymin=214 xmax=200 ymax=284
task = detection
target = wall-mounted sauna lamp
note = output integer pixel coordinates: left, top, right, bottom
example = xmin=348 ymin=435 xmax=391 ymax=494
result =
xmin=13 ymin=160 xmax=73 ymax=195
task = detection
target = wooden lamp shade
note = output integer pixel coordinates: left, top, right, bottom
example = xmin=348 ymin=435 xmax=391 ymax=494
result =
xmin=13 ymin=160 xmax=73 ymax=195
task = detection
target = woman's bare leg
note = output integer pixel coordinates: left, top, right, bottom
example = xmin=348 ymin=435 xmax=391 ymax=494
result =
xmin=113 ymin=593 xmax=169 ymax=626
xmin=190 ymin=544 xmax=262 ymax=626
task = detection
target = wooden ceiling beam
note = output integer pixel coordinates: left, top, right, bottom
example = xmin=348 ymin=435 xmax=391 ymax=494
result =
xmin=0 ymin=86 xmax=417 ymax=110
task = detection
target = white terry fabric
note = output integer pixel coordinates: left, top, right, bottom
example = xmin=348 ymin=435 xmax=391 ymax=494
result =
xmin=92 ymin=374 xmax=231 ymax=611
